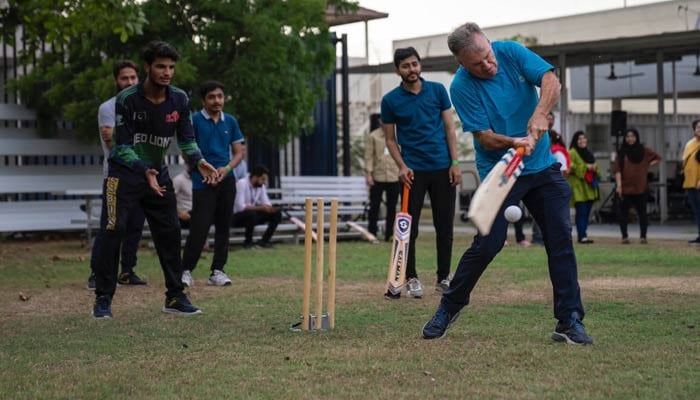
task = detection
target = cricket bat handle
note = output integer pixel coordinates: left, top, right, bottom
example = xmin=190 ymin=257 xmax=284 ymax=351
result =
xmin=504 ymin=147 xmax=525 ymax=178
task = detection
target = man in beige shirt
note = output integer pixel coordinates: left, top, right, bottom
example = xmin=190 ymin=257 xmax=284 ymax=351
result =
xmin=365 ymin=113 xmax=401 ymax=242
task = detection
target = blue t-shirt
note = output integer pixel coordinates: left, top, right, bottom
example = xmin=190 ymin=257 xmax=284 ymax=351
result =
xmin=450 ymin=41 xmax=556 ymax=180
xmin=380 ymin=78 xmax=452 ymax=171
xmin=190 ymin=110 xmax=244 ymax=190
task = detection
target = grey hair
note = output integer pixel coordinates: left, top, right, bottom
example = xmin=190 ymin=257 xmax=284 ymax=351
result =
xmin=447 ymin=22 xmax=487 ymax=56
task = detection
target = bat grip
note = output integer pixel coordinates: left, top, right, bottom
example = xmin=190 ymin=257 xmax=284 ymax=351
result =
xmin=504 ymin=147 xmax=524 ymax=178
xmin=401 ymin=182 xmax=409 ymax=213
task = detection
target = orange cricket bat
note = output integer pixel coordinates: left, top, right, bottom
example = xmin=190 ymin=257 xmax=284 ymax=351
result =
xmin=385 ymin=183 xmax=411 ymax=296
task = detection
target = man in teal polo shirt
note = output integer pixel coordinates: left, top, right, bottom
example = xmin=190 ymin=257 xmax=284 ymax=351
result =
xmin=381 ymin=47 xmax=462 ymax=299
xmin=422 ymin=23 xmax=592 ymax=345
xmin=181 ymin=80 xmax=245 ymax=287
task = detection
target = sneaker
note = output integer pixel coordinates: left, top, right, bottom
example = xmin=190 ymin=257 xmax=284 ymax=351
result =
xmin=551 ymin=312 xmax=593 ymax=345
xmin=621 ymin=238 xmax=630 ymax=244
xmin=242 ymin=241 xmax=256 ymax=250
xmin=117 ymin=272 xmax=148 ymax=285
xmin=422 ymin=304 xmax=460 ymax=340
xmin=87 ymin=272 xmax=96 ymax=291
xmin=256 ymin=240 xmax=274 ymax=249
xmin=517 ymin=239 xmax=531 ymax=248
xmin=639 ymin=238 xmax=648 ymax=244
xmin=689 ymin=237 xmax=700 ymax=245
xmin=162 ymin=294 xmax=203 ymax=315
xmin=407 ymin=277 xmax=424 ymax=298
xmin=435 ymin=278 xmax=450 ymax=292
xmin=384 ymin=291 xmax=401 ymax=300
xmin=207 ymin=269 xmax=232 ymax=286
xmin=181 ymin=270 xmax=193 ymax=287
xmin=578 ymin=237 xmax=594 ymax=244
xmin=92 ymin=295 xmax=112 ymax=319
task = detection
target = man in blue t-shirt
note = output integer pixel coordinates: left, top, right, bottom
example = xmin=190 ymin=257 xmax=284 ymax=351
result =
xmin=181 ymin=80 xmax=245 ymax=288
xmin=422 ymin=23 xmax=592 ymax=345
xmin=381 ymin=47 xmax=462 ymax=299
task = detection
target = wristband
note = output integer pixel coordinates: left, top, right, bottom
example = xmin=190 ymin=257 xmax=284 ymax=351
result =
xmin=451 ymin=160 xmax=459 ymax=166
xmin=224 ymin=164 xmax=232 ymax=173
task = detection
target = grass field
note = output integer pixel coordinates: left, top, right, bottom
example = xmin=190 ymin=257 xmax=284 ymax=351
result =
xmin=0 ymin=233 xmax=698 ymax=399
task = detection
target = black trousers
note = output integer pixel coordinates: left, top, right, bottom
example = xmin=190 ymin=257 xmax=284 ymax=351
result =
xmin=95 ymin=176 xmax=183 ymax=298
xmin=231 ymin=209 xmax=282 ymax=243
xmin=406 ymin=169 xmax=455 ymax=282
xmin=368 ymin=181 xmax=400 ymax=241
xmin=182 ymin=176 xmax=235 ymax=272
xmin=618 ymin=192 xmax=649 ymax=239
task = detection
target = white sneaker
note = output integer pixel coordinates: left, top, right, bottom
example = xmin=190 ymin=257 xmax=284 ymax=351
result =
xmin=182 ymin=270 xmax=193 ymax=287
xmin=207 ymin=270 xmax=232 ymax=286
xmin=436 ymin=278 xmax=450 ymax=292
xmin=407 ymin=277 xmax=424 ymax=298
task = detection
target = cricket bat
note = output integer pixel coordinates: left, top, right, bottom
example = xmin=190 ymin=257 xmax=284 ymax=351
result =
xmin=467 ymin=147 xmax=525 ymax=236
xmin=385 ymin=183 xmax=411 ymax=296
xmin=283 ymin=209 xmax=318 ymax=242
xmin=346 ymin=221 xmax=380 ymax=244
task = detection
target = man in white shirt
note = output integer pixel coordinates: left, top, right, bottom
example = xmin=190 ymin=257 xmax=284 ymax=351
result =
xmin=231 ymin=165 xmax=281 ymax=249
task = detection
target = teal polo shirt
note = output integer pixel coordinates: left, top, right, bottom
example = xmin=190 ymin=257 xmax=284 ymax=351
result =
xmin=190 ymin=109 xmax=244 ymax=190
xmin=450 ymin=41 xmax=556 ymax=181
xmin=380 ymin=78 xmax=452 ymax=171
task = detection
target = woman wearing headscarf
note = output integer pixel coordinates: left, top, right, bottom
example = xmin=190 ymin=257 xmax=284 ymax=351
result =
xmin=567 ymin=131 xmax=600 ymax=244
xmin=683 ymin=119 xmax=700 ymax=245
xmin=614 ymin=128 xmax=661 ymax=244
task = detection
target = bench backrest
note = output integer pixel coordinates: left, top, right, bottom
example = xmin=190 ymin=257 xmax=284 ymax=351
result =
xmin=278 ymin=176 xmax=368 ymax=205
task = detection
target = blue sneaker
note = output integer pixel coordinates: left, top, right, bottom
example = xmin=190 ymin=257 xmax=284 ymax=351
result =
xmin=422 ymin=304 xmax=460 ymax=340
xmin=92 ymin=295 xmax=112 ymax=319
xmin=551 ymin=312 xmax=593 ymax=345
xmin=163 ymin=294 xmax=203 ymax=315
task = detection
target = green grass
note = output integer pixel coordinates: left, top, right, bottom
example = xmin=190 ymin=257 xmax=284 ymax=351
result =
xmin=0 ymin=235 xmax=698 ymax=399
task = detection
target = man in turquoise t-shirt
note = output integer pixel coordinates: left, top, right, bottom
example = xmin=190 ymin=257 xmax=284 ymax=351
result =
xmin=422 ymin=23 xmax=592 ymax=345
xmin=381 ymin=47 xmax=462 ymax=299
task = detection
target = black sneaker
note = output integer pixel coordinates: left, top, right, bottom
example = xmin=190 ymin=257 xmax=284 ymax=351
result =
xmin=422 ymin=304 xmax=460 ymax=340
xmin=551 ymin=312 xmax=593 ymax=345
xmin=242 ymin=241 xmax=256 ymax=250
xmin=256 ymin=240 xmax=274 ymax=249
xmin=163 ymin=294 xmax=203 ymax=315
xmin=92 ymin=295 xmax=112 ymax=319
xmin=384 ymin=291 xmax=401 ymax=300
xmin=118 ymin=272 xmax=148 ymax=285
xmin=87 ymin=272 xmax=96 ymax=291
xmin=688 ymin=237 xmax=700 ymax=245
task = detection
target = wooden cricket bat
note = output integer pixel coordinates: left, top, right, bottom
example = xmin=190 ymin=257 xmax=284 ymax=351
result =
xmin=385 ymin=183 xmax=411 ymax=296
xmin=467 ymin=147 xmax=525 ymax=236
xmin=283 ymin=209 xmax=318 ymax=242
xmin=346 ymin=221 xmax=380 ymax=244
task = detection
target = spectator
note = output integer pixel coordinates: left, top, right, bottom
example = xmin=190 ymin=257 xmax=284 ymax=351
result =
xmin=381 ymin=47 xmax=462 ymax=298
xmin=231 ymin=165 xmax=282 ymax=249
xmin=172 ymin=168 xmax=193 ymax=229
xmin=567 ymin=130 xmax=601 ymax=244
xmin=682 ymin=119 xmax=700 ymax=245
xmin=614 ymin=128 xmax=661 ymax=244
xmin=181 ymin=80 xmax=245 ymax=287
xmin=87 ymin=60 xmax=147 ymax=290
xmin=364 ymin=113 xmax=400 ymax=242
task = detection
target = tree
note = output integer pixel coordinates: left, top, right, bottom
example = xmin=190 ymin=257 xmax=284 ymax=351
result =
xmin=10 ymin=0 xmax=358 ymax=145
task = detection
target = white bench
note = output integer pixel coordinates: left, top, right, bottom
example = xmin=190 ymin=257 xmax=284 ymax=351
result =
xmin=274 ymin=175 xmax=378 ymax=242
xmin=0 ymin=105 xmax=105 ymax=237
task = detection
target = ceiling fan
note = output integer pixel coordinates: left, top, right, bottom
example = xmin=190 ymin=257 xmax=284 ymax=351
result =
xmin=606 ymin=63 xmax=645 ymax=80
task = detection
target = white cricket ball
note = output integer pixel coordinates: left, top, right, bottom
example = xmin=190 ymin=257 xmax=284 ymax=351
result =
xmin=504 ymin=205 xmax=522 ymax=223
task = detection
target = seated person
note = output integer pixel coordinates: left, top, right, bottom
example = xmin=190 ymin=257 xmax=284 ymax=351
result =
xmin=172 ymin=168 xmax=193 ymax=229
xmin=231 ymin=164 xmax=281 ymax=249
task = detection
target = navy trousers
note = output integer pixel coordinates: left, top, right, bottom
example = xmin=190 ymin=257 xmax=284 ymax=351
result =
xmin=442 ymin=163 xmax=585 ymax=322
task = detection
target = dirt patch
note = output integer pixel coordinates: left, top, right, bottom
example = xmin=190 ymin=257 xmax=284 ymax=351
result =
xmin=582 ymin=276 xmax=700 ymax=295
